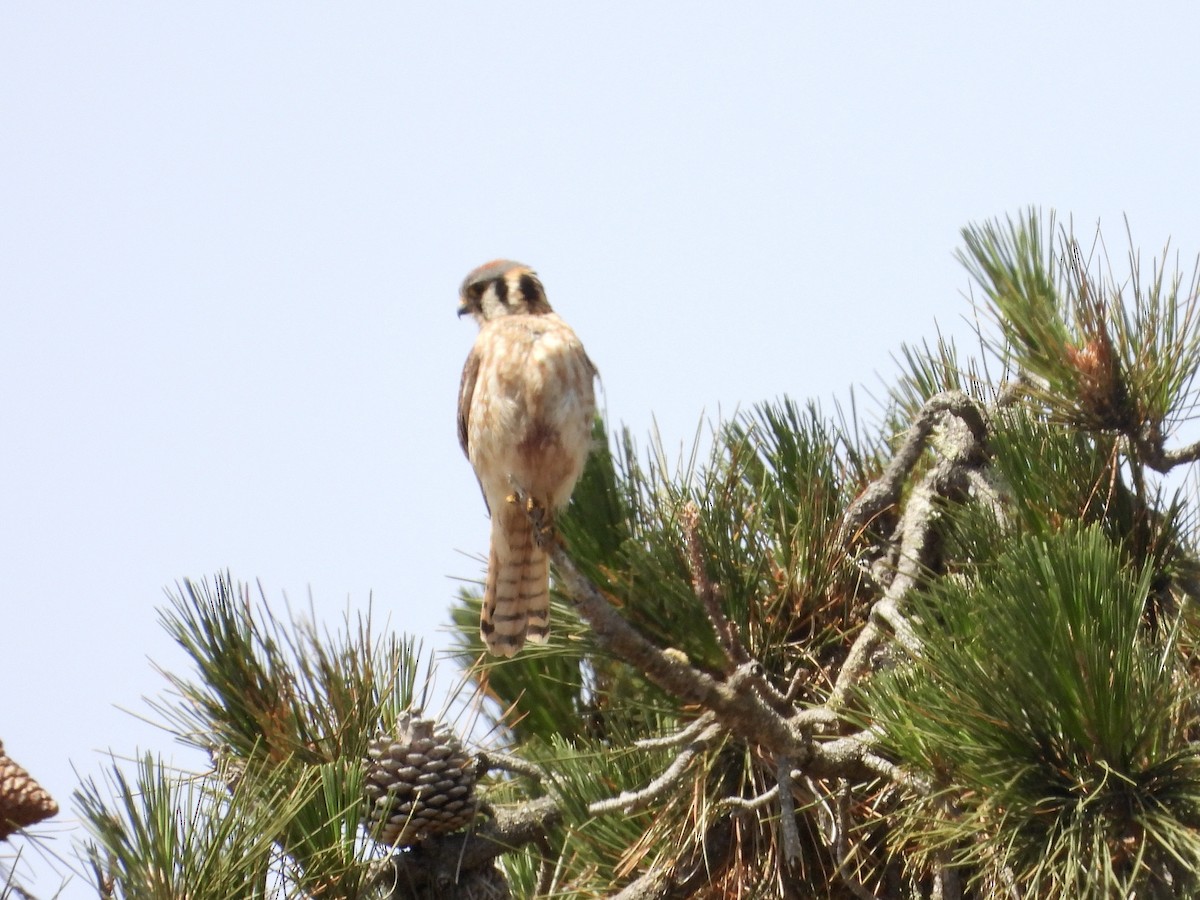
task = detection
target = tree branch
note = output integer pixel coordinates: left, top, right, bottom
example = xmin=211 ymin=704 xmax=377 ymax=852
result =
xmin=839 ymin=391 xmax=986 ymax=547
xmin=383 ymin=796 xmax=560 ymax=896
xmin=549 ymin=546 xmax=812 ymax=761
xmin=776 ymin=759 xmax=803 ymax=866
xmin=589 ymin=722 xmax=721 ymax=815
xmin=634 ymin=712 xmax=717 ymax=750
xmin=475 ymin=750 xmax=548 ymax=785
xmin=680 ymin=501 xmax=750 ymax=670
xmin=1141 ymin=436 xmax=1200 ymax=473
xmin=829 ymin=391 xmax=988 ymax=712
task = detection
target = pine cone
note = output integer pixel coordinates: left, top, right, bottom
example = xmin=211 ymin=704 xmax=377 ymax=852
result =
xmin=0 ymin=740 xmax=58 ymax=841
xmin=364 ymin=713 xmax=478 ymax=847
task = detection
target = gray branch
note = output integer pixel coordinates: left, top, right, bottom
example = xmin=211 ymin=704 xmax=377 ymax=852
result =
xmin=589 ymin=721 xmax=721 ymax=815
xmin=839 ymin=390 xmax=986 ymax=546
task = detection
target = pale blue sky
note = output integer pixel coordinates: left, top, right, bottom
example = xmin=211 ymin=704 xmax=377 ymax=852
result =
xmin=3 ymin=3 xmax=1200 ymax=894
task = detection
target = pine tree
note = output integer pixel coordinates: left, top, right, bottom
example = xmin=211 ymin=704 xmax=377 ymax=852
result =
xmin=45 ymin=209 xmax=1200 ymax=899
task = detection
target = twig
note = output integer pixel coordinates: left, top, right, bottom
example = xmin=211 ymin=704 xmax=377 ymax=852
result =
xmin=533 ymin=834 xmax=556 ymax=897
xmin=634 ymin=711 xmax=717 ymax=750
xmin=1143 ymin=436 xmax=1200 ymax=473
xmin=839 ymin=390 xmax=986 ymax=547
xmin=931 ymin=849 xmax=962 ymax=900
xmin=680 ymin=500 xmax=750 ymax=669
xmin=834 ymin=779 xmax=879 ymax=900
xmin=588 ymin=722 xmax=721 ymax=815
xmin=751 ymin=664 xmax=803 ymax=717
xmin=475 ymin=750 xmax=548 ymax=784
xmin=798 ymin=776 xmax=879 ymax=900
xmin=716 ymin=783 xmax=779 ymax=813
xmin=776 ymin=759 xmax=803 ymax=867
xmin=782 ymin=666 xmax=808 ymax=703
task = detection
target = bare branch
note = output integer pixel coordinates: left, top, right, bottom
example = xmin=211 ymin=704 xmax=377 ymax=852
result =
xmin=589 ymin=722 xmax=721 ymax=815
xmin=716 ymin=783 xmax=779 ymax=813
xmin=834 ymin=779 xmax=880 ymax=900
xmin=798 ymin=776 xmax=880 ymax=900
xmin=818 ymin=728 xmax=930 ymax=792
xmin=828 ymin=464 xmax=944 ymax=710
xmin=829 ymin=397 xmax=987 ymax=712
xmin=776 ymin=759 xmax=803 ymax=866
xmin=533 ymin=834 xmax=556 ymax=897
xmin=1143 ymin=436 xmax=1200 ymax=473
xmin=839 ymin=390 xmax=986 ymax=546
xmin=634 ymin=711 xmax=717 ymax=750
xmin=475 ymin=750 xmax=548 ymax=784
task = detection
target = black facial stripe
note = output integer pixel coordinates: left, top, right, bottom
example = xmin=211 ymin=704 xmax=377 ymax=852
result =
xmin=494 ymin=277 xmax=509 ymax=306
xmin=518 ymin=274 xmax=542 ymax=306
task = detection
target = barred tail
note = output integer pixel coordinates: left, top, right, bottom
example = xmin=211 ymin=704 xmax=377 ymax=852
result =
xmin=480 ymin=511 xmax=550 ymax=657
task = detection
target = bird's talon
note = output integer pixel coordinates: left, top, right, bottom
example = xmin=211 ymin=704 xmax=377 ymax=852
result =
xmin=528 ymin=503 xmax=556 ymax=549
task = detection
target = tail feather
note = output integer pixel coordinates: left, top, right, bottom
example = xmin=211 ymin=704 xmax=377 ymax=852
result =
xmin=480 ymin=511 xmax=550 ymax=657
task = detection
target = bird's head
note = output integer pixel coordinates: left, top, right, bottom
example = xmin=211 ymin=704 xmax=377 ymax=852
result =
xmin=457 ymin=259 xmax=553 ymax=323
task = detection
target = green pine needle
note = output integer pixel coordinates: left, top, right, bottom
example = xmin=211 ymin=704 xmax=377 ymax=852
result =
xmin=868 ymin=525 xmax=1200 ymax=896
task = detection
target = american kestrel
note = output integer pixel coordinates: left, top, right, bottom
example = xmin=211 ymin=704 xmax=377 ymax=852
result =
xmin=457 ymin=260 xmax=597 ymax=657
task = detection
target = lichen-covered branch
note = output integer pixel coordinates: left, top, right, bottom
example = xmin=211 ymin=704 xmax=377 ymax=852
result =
xmin=839 ymin=390 xmax=986 ymax=547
